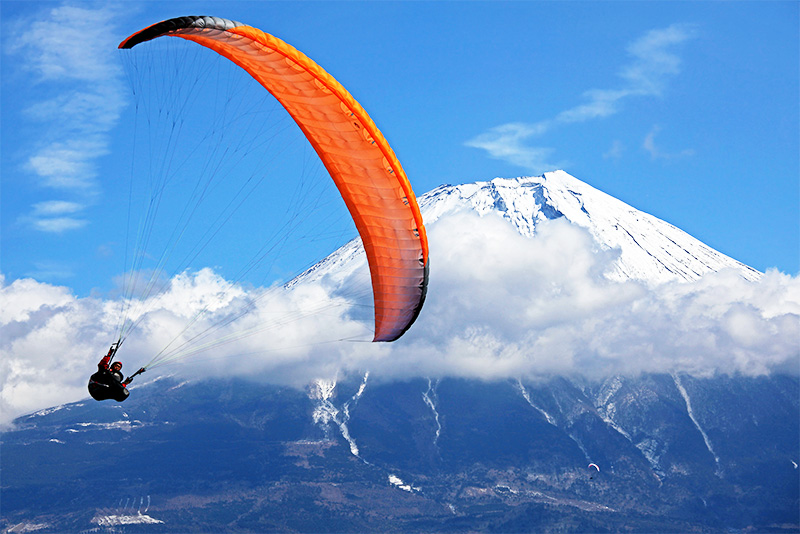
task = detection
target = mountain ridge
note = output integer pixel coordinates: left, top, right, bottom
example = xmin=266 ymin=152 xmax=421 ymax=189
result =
xmin=2 ymin=374 xmax=797 ymax=532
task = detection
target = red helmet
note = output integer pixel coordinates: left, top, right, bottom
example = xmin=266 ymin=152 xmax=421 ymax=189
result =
xmin=111 ymin=361 xmax=122 ymax=370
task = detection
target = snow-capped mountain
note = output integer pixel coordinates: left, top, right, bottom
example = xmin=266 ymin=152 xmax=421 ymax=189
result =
xmin=293 ymin=170 xmax=761 ymax=288
xmin=421 ymin=171 xmax=761 ymax=283
xmin=2 ymin=172 xmax=795 ymax=533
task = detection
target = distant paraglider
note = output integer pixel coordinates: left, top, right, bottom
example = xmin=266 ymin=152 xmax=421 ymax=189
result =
xmin=588 ymin=463 xmax=600 ymax=479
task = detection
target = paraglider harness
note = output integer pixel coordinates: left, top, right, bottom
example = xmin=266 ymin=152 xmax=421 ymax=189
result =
xmin=88 ymin=340 xmax=146 ymax=402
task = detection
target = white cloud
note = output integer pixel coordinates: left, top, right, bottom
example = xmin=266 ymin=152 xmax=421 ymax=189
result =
xmin=466 ymin=23 xmax=697 ymax=171
xmin=464 ymin=123 xmax=558 ymax=172
xmin=25 ymin=88 xmax=125 ymax=139
xmin=643 ymin=125 xmax=695 ymax=160
xmin=0 ymin=274 xmax=105 ymax=422
xmin=22 ymin=261 xmax=76 ymax=281
xmin=1 ymin=211 xmax=798 ymax=427
xmin=26 ymin=139 xmax=102 ymax=189
xmin=555 ymin=88 xmax=631 ymax=124
xmin=0 ymin=274 xmax=74 ymax=324
xmin=622 ymin=24 xmax=697 ymax=95
xmin=31 ymin=216 xmax=88 ymax=233
xmin=7 ymin=2 xmax=128 ymax=231
xmin=31 ymin=200 xmax=84 ymax=216
xmin=603 ymin=140 xmax=625 ymax=160
xmin=21 ymin=199 xmax=89 ymax=233
xmin=9 ymin=4 xmax=124 ymax=83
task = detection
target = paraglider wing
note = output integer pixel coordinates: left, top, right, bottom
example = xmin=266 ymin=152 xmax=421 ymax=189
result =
xmin=588 ymin=463 xmax=600 ymax=472
xmin=120 ymin=16 xmax=429 ymax=342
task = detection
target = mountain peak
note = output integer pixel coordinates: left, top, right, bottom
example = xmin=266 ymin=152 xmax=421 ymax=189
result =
xmin=418 ymin=171 xmax=761 ymax=284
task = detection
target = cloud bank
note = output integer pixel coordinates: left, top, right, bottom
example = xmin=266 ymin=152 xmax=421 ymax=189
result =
xmin=2 ymin=210 xmax=798 ymax=426
xmin=466 ymin=24 xmax=697 ymax=172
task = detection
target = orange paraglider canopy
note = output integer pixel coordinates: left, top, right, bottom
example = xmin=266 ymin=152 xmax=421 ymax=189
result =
xmin=120 ymin=16 xmax=428 ymax=342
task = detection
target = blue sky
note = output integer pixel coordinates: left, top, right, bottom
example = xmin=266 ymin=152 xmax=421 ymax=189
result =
xmin=2 ymin=0 xmax=798 ymax=297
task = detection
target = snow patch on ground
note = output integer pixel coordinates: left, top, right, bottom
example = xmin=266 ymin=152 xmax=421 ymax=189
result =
xmin=68 ymin=420 xmax=146 ymax=432
xmin=389 ymin=474 xmax=420 ymax=493
xmin=92 ymin=512 xmax=164 ymax=526
xmin=4 ymin=522 xmax=50 ymax=533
